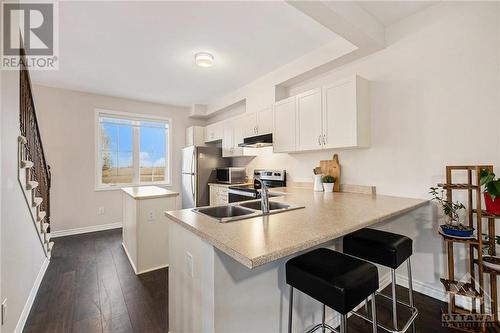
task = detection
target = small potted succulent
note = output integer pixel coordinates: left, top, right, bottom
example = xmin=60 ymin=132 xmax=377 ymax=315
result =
xmin=480 ymin=169 xmax=500 ymax=215
xmin=483 ymin=234 xmax=500 ymax=272
xmin=322 ymin=175 xmax=336 ymax=192
xmin=429 ymin=187 xmax=473 ymax=237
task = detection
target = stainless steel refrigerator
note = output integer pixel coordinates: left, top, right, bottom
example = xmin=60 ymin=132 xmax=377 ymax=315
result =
xmin=181 ymin=146 xmax=229 ymax=208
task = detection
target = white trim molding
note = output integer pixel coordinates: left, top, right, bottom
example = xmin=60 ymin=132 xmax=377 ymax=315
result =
xmin=15 ymin=257 xmax=50 ymax=333
xmin=51 ymin=222 xmax=122 ymax=238
xmin=121 ymin=242 xmax=168 ymax=275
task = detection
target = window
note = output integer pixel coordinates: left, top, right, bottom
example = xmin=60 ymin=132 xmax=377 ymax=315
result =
xmin=96 ymin=110 xmax=171 ymax=188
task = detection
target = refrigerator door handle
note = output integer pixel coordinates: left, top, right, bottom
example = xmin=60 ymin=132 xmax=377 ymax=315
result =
xmin=191 ymin=148 xmax=196 ymax=174
xmin=191 ymin=174 xmax=195 ymax=203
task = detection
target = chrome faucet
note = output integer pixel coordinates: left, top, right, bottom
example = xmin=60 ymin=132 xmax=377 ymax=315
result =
xmin=255 ymin=178 xmax=270 ymax=214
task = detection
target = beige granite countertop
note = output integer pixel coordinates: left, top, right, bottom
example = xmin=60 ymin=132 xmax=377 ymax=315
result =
xmin=164 ymin=187 xmax=428 ymax=269
xmin=122 ymin=186 xmax=179 ymax=200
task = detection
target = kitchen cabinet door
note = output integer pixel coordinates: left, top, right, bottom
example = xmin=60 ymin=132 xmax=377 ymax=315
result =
xmin=296 ymin=88 xmax=323 ymax=151
xmin=241 ymin=112 xmax=258 ymax=138
xmin=205 ymin=122 xmax=223 ymax=143
xmin=273 ymin=96 xmax=296 ymax=153
xmin=222 ymin=121 xmax=235 ymax=157
xmin=256 ymin=107 xmax=273 ymax=135
xmin=209 ymin=186 xmax=218 ymax=206
xmin=322 ymin=76 xmax=370 ymax=149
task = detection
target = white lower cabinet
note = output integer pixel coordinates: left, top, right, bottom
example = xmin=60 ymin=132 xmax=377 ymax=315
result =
xmin=209 ymin=185 xmax=229 ymax=205
xmin=122 ymin=186 xmax=179 ymax=274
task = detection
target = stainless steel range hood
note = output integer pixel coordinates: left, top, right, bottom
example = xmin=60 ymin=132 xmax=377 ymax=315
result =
xmin=238 ymin=133 xmax=273 ymax=148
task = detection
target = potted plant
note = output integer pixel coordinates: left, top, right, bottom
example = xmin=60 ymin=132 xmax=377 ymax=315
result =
xmin=322 ymin=175 xmax=335 ymax=192
xmin=483 ymin=234 xmax=500 ymax=272
xmin=429 ymin=187 xmax=473 ymax=237
xmin=480 ymin=169 xmax=500 ymax=215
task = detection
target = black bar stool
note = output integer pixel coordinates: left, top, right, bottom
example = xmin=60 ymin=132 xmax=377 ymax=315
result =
xmin=343 ymin=228 xmax=418 ymax=333
xmin=286 ymin=248 xmax=379 ymax=333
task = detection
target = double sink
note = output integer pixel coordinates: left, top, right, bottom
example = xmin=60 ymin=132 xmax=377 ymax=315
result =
xmin=193 ymin=200 xmax=304 ymax=223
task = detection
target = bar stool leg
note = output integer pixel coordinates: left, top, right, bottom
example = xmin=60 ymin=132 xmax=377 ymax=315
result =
xmin=407 ymin=258 xmax=416 ymax=333
xmin=288 ymin=286 xmax=293 ymax=333
xmin=365 ymin=299 xmax=370 ymax=318
xmin=371 ymin=292 xmax=377 ymax=333
xmin=391 ymin=269 xmax=398 ymax=331
xmin=340 ymin=314 xmax=348 ymax=333
xmin=322 ymin=304 xmax=326 ymax=333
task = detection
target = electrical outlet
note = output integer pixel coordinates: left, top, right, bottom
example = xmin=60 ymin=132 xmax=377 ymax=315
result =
xmin=147 ymin=211 xmax=155 ymax=222
xmin=185 ymin=252 xmax=194 ymax=278
xmin=97 ymin=207 xmax=105 ymax=215
xmin=2 ymin=298 xmax=7 ymax=325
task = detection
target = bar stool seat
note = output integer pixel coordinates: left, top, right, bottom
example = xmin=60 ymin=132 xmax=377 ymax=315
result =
xmin=343 ymin=228 xmax=412 ymax=269
xmin=287 ymin=248 xmax=379 ymax=315
xmin=286 ymin=248 xmax=379 ymax=333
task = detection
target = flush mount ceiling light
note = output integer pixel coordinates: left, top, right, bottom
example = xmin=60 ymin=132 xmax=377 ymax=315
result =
xmin=194 ymin=52 xmax=214 ymax=68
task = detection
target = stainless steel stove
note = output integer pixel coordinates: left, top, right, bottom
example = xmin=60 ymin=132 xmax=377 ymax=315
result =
xmin=228 ymin=169 xmax=286 ymax=203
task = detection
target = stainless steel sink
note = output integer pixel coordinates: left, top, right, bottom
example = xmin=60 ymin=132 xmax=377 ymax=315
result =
xmin=239 ymin=201 xmax=291 ymax=211
xmin=193 ymin=200 xmax=304 ymax=223
xmin=193 ymin=205 xmax=259 ymax=223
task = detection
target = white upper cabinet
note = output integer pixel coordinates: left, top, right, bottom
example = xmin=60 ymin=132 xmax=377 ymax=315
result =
xmin=296 ymin=88 xmax=323 ymax=151
xmin=204 ymin=122 xmax=223 ymax=143
xmin=256 ymin=107 xmax=273 ymax=135
xmin=222 ymin=120 xmax=235 ymax=157
xmin=240 ymin=112 xmax=258 ymax=138
xmin=185 ymin=126 xmax=205 ymax=147
xmin=272 ymin=75 xmax=370 ymax=153
xmin=322 ymin=76 xmax=370 ymax=149
xmin=273 ymin=96 xmax=296 ymax=153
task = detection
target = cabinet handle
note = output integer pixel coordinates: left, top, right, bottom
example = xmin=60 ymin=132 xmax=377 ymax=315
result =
xmin=323 ymin=134 xmax=326 ymax=145
xmin=318 ymin=135 xmax=322 ymax=146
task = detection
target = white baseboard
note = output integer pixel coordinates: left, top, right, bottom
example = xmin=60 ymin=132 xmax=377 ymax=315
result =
xmin=51 ymin=222 xmax=122 ymax=238
xmin=15 ymin=257 xmax=50 ymax=333
xmin=121 ymin=242 xmax=138 ymax=274
xmin=121 ymin=242 xmax=168 ymax=275
xmin=137 ymin=264 xmax=169 ymax=275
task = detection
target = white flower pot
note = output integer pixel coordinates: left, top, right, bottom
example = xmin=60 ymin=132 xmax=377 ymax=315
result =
xmin=323 ymin=183 xmax=334 ymax=192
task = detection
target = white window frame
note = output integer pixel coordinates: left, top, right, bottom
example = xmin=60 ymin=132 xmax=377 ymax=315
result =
xmin=94 ymin=108 xmax=172 ymax=190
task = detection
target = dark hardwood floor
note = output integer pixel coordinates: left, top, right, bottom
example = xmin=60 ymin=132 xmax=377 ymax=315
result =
xmin=24 ymin=229 xmax=167 ymax=333
xmin=23 ymin=229 xmax=483 ymax=332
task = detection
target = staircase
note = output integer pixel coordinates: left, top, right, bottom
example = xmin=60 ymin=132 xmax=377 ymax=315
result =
xmin=18 ymin=51 xmax=53 ymax=257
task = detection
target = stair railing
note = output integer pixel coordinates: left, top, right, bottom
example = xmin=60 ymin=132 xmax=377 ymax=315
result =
xmin=19 ymin=48 xmax=51 ymax=230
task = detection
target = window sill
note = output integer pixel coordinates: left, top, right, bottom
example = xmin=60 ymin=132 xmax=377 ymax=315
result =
xmin=94 ymin=183 xmax=172 ymax=192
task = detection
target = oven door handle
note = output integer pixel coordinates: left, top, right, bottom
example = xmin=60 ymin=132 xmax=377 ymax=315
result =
xmin=228 ymin=189 xmax=257 ymax=197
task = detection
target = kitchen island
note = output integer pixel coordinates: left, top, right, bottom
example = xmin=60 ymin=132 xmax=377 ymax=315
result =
xmin=164 ymin=187 xmax=427 ymax=333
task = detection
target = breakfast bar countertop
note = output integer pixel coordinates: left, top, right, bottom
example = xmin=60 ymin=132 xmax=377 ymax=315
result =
xmin=164 ymin=187 xmax=428 ymax=269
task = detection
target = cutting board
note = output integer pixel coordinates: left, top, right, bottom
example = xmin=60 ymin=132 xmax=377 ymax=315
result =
xmin=320 ymin=154 xmax=341 ymax=192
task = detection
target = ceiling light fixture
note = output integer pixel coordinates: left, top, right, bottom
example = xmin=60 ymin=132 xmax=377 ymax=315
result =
xmin=195 ymin=52 xmax=214 ymax=68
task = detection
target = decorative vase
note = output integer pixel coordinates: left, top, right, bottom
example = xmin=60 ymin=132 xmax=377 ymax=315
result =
xmin=484 ymin=193 xmax=500 ymax=215
xmin=323 ymin=183 xmax=334 ymax=192
xmin=313 ymin=175 xmax=324 ymax=192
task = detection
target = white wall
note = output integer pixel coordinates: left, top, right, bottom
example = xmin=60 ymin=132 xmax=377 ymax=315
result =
xmin=228 ymin=2 xmax=500 ymax=301
xmin=1 ymin=55 xmax=47 ymax=333
xmin=32 ymin=85 xmax=204 ymax=233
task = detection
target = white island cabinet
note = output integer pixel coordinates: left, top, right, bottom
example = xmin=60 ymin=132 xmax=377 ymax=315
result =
xmin=122 ymin=186 xmax=179 ymax=274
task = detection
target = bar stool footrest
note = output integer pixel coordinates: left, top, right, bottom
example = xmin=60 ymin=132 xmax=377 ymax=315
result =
xmin=305 ymin=322 xmax=336 ymax=333
xmin=352 ymin=302 xmax=418 ymax=333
